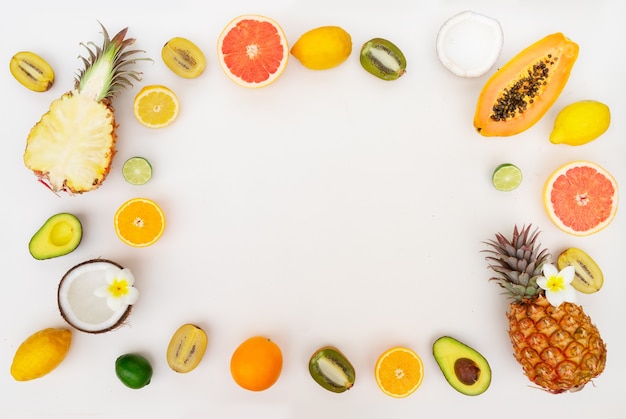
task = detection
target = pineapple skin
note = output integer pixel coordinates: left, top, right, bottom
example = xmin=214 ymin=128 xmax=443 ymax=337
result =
xmin=484 ymin=225 xmax=607 ymax=393
xmin=508 ymin=295 xmax=606 ymax=393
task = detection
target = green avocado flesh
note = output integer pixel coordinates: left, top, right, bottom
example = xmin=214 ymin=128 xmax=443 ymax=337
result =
xmin=433 ymin=336 xmax=491 ymax=396
xmin=29 ymin=213 xmax=82 ymax=260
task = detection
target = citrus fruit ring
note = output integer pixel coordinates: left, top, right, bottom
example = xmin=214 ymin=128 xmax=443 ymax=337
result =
xmin=492 ymin=163 xmax=522 ymax=191
xmin=122 ymin=157 xmax=152 ymax=185
xmin=374 ymin=346 xmax=424 ymax=398
xmin=133 ymin=85 xmax=180 ymax=128
xmin=217 ymin=14 xmax=289 ymax=88
xmin=114 ymin=198 xmax=166 ymax=247
xmin=543 ymin=160 xmax=618 ymax=236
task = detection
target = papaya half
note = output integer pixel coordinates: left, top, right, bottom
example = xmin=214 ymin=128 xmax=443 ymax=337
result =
xmin=474 ymin=32 xmax=579 ymax=137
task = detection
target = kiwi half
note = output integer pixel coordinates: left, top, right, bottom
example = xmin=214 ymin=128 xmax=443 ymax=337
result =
xmin=309 ymin=346 xmax=356 ymax=393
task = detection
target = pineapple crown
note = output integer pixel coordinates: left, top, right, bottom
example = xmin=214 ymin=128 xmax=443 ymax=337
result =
xmin=483 ymin=224 xmax=551 ymax=302
xmin=75 ymin=22 xmax=150 ymax=102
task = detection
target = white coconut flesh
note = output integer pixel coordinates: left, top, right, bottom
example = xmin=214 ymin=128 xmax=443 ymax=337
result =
xmin=58 ymin=260 xmax=130 ymax=333
xmin=436 ymin=10 xmax=504 ymax=77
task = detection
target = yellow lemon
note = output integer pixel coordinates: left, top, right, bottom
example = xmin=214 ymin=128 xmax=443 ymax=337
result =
xmin=549 ymin=100 xmax=610 ymax=146
xmin=11 ymin=328 xmax=72 ymax=381
xmin=291 ymin=26 xmax=352 ymax=70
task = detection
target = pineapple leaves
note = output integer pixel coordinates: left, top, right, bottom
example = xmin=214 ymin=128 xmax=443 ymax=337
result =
xmin=75 ymin=22 xmax=151 ymax=102
xmin=483 ymin=224 xmax=550 ymax=301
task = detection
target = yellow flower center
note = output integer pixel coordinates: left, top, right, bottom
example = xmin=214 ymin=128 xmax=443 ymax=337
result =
xmin=108 ymin=278 xmax=130 ymax=298
xmin=545 ymin=275 xmax=565 ymax=292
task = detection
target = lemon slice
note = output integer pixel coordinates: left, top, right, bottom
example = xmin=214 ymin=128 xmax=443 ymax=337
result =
xmin=133 ymin=85 xmax=180 ymax=128
xmin=436 ymin=10 xmax=503 ymax=77
xmin=122 ymin=157 xmax=152 ymax=185
xmin=492 ymin=163 xmax=522 ymax=191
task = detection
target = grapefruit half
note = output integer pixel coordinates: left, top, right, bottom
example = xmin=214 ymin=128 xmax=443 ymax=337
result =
xmin=543 ymin=160 xmax=618 ymax=236
xmin=217 ymin=14 xmax=289 ymax=88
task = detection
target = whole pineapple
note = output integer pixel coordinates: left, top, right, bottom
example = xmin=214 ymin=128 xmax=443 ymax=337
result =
xmin=24 ymin=23 xmax=145 ymax=194
xmin=484 ymin=224 xmax=606 ymax=393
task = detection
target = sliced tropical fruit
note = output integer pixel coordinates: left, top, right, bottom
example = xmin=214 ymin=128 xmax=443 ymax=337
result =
xmin=308 ymin=346 xmax=356 ymax=393
xmin=58 ymin=259 xmax=138 ymax=333
xmin=474 ymin=32 xmax=579 ymax=137
xmin=543 ymin=161 xmax=618 ymax=236
xmin=374 ymin=346 xmax=424 ymax=398
xmin=122 ymin=156 xmax=152 ymax=185
xmin=133 ymin=85 xmax=180 ymax=128
xmin=492 ymin=163 xmax=522 ymax=191
xmin=217 ymin=14 xmax=289 ymax=88
xmin=161 ymin=37 xmax=207 ymax=79
xmin=29 ymin=212 xmax=82 ymax=260
xmin=557 ymin=247 xmax=604 ymax=293
xmin=436 ymin=10 xmax=503 ymax=78
xmin=360 ymin=38 xmax=406 ymax=80
xmin=114 ymin=197 xmax=166 ymax=247
xmin=166 ymin=323 xmax=208 ymax=373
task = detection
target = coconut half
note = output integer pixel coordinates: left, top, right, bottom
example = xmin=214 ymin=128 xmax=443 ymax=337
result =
xmin=58 ymin=259 xmax=134 ymax=333
xmin=436 ymin=10 xmax=504 ymax=77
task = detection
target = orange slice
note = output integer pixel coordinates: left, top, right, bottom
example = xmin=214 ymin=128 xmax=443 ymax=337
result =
xmin=114 ymin=198 xmax=165 ymax=247
xmin=543 ymin=160 xmax=618 ymax=236
xmin=375 ymin=346 xmax=424 ymax=398
xmin=217 ymin=14 xmax=289 ymax=88
xmin=133 ymin=85 xmax=180 ymax=128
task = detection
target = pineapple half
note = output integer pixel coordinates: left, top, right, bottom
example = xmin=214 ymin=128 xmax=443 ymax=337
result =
xmin=24 ymin=23 xmax=145 ymax=194
xmin=484 ymin=225 xmax=606 ymax=393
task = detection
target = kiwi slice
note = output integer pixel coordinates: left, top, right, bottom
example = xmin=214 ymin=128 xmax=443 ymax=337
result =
xmin=309 ymin=346 xmax=355 ymax=393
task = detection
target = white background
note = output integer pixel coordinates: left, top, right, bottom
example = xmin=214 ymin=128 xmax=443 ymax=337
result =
xmin=2 ymin=1 xmax=624 ymax=417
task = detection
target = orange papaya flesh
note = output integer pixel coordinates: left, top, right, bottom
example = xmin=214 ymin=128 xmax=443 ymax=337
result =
xmin=474 ymin=32 xmax=579 ymax=137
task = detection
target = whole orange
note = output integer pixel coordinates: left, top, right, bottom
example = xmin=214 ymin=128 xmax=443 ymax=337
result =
xmin=230 ymin=336 xmax=283 ymax=391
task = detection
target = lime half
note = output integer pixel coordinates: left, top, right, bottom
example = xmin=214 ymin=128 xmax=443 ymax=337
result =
xmin=122 ymin=157 xmax=152 ymax=185
xmin=492 ymin=163 xmax=522 ymax=191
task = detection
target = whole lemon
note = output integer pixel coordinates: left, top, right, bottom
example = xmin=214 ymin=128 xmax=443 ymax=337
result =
xmin=291 ymin=26 xmax=352 ymax=70
xmin=11 ymin=328 xmax=72 ymax=381
xmin=549 ymin=100 xmax=610 ymax=146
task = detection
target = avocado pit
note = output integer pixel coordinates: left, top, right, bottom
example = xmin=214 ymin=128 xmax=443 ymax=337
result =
xmin=433 ymin=336 xmax=491 ymax=396
xmin=454 ymin=358 xmax=481 ymax=385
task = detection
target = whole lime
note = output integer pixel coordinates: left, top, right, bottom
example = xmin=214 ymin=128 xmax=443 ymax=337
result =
xmin=115 ymin=353 xmax=153 ymax=389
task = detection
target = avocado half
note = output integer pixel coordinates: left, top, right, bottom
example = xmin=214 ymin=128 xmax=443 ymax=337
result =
xmin=29 ymin=213 xmax=82 ymax=260
xmin=433 ymin=336 xmax=491 ymax=396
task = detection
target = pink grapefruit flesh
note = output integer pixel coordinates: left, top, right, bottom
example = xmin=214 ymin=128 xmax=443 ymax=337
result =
xmin=543 ymin=160 xmax=618 ymax=236
xmin=217 ymin=15 xmax=289 ymax=88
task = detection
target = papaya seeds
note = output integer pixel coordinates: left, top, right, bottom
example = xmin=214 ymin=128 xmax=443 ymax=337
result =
xmin=474 ymin=32 xmax=579 ymax=137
